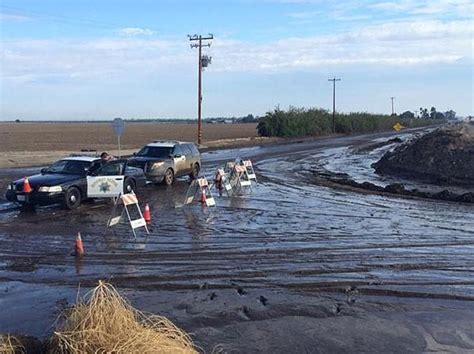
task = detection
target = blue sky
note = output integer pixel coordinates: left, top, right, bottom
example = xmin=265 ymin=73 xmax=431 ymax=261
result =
xmin=1 ymin=0 xmax=473 ymax=120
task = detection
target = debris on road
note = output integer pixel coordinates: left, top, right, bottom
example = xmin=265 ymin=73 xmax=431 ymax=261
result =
xmin=0 ymin=334 xmax=23 ymax=354
xmin=51 ymin=281 xmax=197 ymax=353
xmin=373 ymin=123 xmax=474 ymax=184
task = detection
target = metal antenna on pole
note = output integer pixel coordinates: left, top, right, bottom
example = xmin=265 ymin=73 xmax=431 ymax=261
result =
xmin=390 ymin=97 xmax=396 ymax=115
xmin=328 ymin=77 xmax=341 ymax=133
xmin=188 ymin=34 xmax=213 ymax=145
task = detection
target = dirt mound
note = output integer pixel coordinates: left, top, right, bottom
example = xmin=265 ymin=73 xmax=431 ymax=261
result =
xmin=372 ymin=123 xmax=474 ymax=184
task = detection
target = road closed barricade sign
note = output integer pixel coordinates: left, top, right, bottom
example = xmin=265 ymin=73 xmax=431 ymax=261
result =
xmin=106 ymin=192 xmax=149 ymax=238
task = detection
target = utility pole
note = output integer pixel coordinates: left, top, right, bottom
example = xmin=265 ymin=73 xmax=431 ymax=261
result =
xmin=390 ymin=97 xmax=395 ymax=115
xmin=328 ymin=77 xmax=341 ymax=133
xmin=188 ymin=34 xmax=213 ymax=145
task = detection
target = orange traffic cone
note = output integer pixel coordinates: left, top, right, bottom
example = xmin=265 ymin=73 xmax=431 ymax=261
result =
xmin=200 ymin=189 xmax=207 ymax=204
xmin=74 ymin=232 xmax=84 ymax=257
xmin=23 ymin=177 xmax=32 ymax=193
xmin=144 ymin=203 xmax=151 ymax=223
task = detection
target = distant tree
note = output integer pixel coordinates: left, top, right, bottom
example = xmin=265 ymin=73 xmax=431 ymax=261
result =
xmin=430 ymin=106 xmax=437 ymax=119
xmin=434 ymin=111 xmax=446 ymax=120
xmin=400 ymin=111 xmax=415 ymax=120
xmin=419 ymin=107 xmax=430 ymax=119
xmin=15 ymin=119 xmax=20 ymax=123
xmin=444 ymin=110 xmax=456 ymax=120
xmin=241 ymin=114 xmax=257 ymax=123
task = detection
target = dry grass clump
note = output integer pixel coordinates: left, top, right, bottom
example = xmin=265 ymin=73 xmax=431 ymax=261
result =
xmin=51 ymin=281 xmax=197 ymax=354
xmin=0 ymin=334 xmax=24 ymax=354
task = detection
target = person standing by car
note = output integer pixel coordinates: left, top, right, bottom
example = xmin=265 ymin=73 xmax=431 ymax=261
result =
xmin=100 ymin=152 xmax=114 ymax=162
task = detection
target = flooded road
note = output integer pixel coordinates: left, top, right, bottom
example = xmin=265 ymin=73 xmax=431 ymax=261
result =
xmin=1 ymin=131 xmax=474 ymax=353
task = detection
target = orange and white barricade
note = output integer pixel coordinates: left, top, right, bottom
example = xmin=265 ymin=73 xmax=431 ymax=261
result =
xmin=182 ymin=177 xmax=216 ymax=208
xmin=234 ymin=164 xmax=252 ymax=188
xmin=243 ymin=160 xmax=257 ymax=183
xmin=213 ymin=168 xmax=233 ymax=195
xmin=106 ymin=192 xmax=149 ymax=238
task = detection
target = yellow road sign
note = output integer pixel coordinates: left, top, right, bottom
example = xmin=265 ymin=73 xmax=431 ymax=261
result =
xmin=393 ymin=122 xmax=404 ymax=132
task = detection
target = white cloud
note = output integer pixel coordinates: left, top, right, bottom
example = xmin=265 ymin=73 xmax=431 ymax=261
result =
xmin=210 ymin=19 xmax=472 ymax=72
xmin=1 ymin=19 xmax=472 ymax=86
xmin=287 ymin=10 xmax=322 ymax=19
xmin=370 ymin=0 xmax=474 ymax=17
xmin=0 ymin=13 xmax=31 ymax=22
xmin=118 ymin=27 xmax=155 ymax=36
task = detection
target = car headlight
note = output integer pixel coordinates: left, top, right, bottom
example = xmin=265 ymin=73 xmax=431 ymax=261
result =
xmin=38 ymin=186 xmax=63 ymax=192
xmin=151 ymin=162 xmax=165 ymax=169
xmin=7 ymin=184 xmax=13 ymax=190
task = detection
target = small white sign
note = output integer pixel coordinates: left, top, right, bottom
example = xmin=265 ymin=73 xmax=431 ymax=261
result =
xmin=108 ymin=216 xmax=122 ymax=227
xmin=130 ymin=218 xmax=146 ymax=229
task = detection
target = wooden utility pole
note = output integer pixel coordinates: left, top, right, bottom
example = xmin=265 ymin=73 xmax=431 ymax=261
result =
xmin=188 ymin=34 xmax=213 ymax=145
xmin=328 ymin=77 xmax=341 ymax=133
xmin=390 ymin=97 xmax=396 ymax=115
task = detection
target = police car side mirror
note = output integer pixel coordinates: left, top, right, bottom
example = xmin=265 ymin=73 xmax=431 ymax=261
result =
xmin=174 ymin=154 xmax=182 ymax=158
xmin=40 ymin=168 xmax=47 ymax=174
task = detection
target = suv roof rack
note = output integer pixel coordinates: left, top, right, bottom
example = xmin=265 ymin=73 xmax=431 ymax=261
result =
xmin=151 ymin=140 xmax=182 ymax=144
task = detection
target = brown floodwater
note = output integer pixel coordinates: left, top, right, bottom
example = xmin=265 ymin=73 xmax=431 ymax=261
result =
xmin=1 ymin=130 xmax=473 ymax=353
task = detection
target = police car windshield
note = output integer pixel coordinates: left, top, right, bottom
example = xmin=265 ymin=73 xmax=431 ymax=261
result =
xmin=136 ymin=146 xmax=173 ymax=158
xmin=45 ymin=160 xmax=90 ymax=175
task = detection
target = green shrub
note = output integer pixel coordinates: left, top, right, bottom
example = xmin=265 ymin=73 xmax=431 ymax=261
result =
xmin=257 ymin=107 xmax=445 ymax=137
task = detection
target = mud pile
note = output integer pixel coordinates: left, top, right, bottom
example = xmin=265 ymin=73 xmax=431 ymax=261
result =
xmin=373 ymin=123 xmax=474 ymax=184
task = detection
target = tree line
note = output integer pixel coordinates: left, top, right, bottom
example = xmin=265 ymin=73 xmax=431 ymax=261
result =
xmin=399 ymin=108 xmax=456 ymax=121
xmin=257 ymin=107 xmax=446 ymax=137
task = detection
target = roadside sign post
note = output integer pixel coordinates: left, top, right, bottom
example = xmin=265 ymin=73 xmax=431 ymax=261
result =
xmin=393 ymin=122 xmax=404 ymax=132
xmin=112 ymin=118 xmax=125 ymax=158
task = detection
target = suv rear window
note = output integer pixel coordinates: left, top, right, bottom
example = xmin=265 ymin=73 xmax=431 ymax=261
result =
xmin=173 ymin=145 xmax=183 ymax=156
xmin=188 ymin=144 xmax=200 ymax=155
xmin=182 ymin=145 xmax=193 ymax=155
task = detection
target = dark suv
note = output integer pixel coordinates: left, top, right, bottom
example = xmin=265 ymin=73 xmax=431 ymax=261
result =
xmin=128 ymin=141 xmax=201 ymax=185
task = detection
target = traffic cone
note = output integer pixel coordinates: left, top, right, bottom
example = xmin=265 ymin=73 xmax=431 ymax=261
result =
xmin=143 ymin=203 xmax=151 ymax=223
xmin=23 ymin=176 xmax=32 ymax=193
xmin=200 ymin=189 xmax=207 ymax=204
xmin=74 ymin=232 xmax=84 ymax=257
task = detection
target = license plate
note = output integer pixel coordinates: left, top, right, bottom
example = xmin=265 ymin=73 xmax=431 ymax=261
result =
xmin=17 ymin=195 xmax=26 ymax=202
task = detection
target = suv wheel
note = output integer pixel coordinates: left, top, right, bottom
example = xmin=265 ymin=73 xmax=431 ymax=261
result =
xmin=164 ymin=168 xmax=174 ymax=186
xmin=189 ymin=163 xmax=200 ymax=179
xmin=64 ymin=187 xmax=81 ymax=210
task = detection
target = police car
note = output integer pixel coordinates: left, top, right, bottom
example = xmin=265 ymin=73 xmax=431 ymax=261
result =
xmin=5 ymin=155 xmax=147 ymax=209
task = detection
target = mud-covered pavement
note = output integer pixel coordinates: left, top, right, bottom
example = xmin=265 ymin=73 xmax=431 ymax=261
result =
xmin=1 ymin=131 xmax=474 ymax=353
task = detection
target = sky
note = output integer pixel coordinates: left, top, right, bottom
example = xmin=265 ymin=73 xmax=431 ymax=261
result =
xmin=0 ymin=0 xmax=473 ymax=120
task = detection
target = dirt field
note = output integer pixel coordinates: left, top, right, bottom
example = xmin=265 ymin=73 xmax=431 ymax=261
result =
xmin=0 ymin=122 xmax=258 ymax=151
xmin=0 ymin=122 xmax=263 ymax=167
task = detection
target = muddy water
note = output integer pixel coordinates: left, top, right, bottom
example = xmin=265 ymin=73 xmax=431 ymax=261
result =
xmin=1 ymin=131 xmax=474 ymax=352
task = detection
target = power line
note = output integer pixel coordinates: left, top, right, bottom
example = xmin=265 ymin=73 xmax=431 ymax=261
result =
xmin=188 ymin=33 xmax=213 ymax=145
xmin=328 ymin=77 xmax=341 ymax=133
